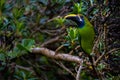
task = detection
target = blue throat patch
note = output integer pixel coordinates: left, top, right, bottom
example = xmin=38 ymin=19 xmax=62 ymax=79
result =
xmin=77 ymin=18 xmax=85 ymax=28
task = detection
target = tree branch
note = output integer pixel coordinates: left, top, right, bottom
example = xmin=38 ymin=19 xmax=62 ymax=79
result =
xmin=32 ymin=47 xmax=82 ymax=64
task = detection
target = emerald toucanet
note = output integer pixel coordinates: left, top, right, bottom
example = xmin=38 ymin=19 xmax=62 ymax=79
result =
xmin=64 ymin=14 xmax=95 ymax=56
xmin=64 ymin=14 xmax=98 ymax=77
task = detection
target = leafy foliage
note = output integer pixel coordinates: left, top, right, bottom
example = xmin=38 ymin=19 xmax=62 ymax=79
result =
xmin=14 ymin=69 xmax=38 ymax=80
xmin=0 ymin=0 xmax=120 ymax=80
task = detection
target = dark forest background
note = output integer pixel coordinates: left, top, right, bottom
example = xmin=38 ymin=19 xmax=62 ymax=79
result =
xmin=0 ymin=0 xmax=120 ymax=80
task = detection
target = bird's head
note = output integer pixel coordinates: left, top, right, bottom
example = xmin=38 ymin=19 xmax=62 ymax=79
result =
xmin=64 ymin=14 xmax=85 ymax=28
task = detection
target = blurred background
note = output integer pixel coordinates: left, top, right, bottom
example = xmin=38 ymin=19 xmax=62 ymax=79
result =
xmin=0 ymin=0 xmax=120 ymax=80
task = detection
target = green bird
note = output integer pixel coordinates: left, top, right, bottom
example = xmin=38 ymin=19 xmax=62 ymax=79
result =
xmin=64 ymin=14 xmax=97 ymax=74
xmin=64 ymin=14 xmax=95 ymax=56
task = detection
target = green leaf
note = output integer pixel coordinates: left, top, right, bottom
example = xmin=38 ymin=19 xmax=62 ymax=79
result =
xmin=0 ymin=53 xmax=6 ymax=62
xmin=67 ymin=27 xmax=78 ymax=41
xmin=21 ymin=71 xmax=26 ymax=79
xmin=15 ymin=21 xmax=24 ymax=31
xmin=90 ymin=0 xmax=94 ymax=6
xmin=12 ymin=7 xmax=24 ymax=19
xmin=72 ymin=2 xmax=82 ymax=14
xmin=21 ymin=39 xmax=35 ymax=48
xmin=0 ymin=0 xmax=6 ymax=11
xmin=63 ymin=43 xmax=70 ymax=47
xmin=38 ymin=0 xmax=48 ymax=5
xmin=97 ymin=63 xmax=106 ymax=71
xmin=8 ymin=39 xmax=35 ymax=59
xmin=54 ymin=17 xmax=65 ymax=26
xmin=17 ymin=43 xmax=29 ymax=52
xmin=16 ymin=39 xmax=35 ymax=52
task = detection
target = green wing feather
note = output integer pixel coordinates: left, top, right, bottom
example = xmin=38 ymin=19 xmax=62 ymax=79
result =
xmin=78 ymin=16 xmax=95 ymax=55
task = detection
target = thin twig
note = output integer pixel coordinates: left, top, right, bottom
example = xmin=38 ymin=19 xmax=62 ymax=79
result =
xmin=106 ymin=48 xmax=120 ymax=54
xmin=46 ymin=16 xmax=61 ymax=23
xmin=53 ymin=60 xmax=76 ymax=78
xmin=41 ymin=33 xmax=66 ymax=47
xmin=41 ymin=36 xmax=60 ymax=47
xmin=69 ymin=50 xmax=74 ymax=55
xmin=95 ymin=48 xmax=120 ymax=65
xmin=95 ymin=52 xmax=105 ymax=66
xmin=92 ymin=34 xmax=100 ymax=54
xmin=55 ymin=45 xmax=64 ymax=53
xmin=76 ymin=60 xmax=83 ymax=80
xmin=16 ymin=65 xmax=35 ymax=74
xmin=103 ymin=23 xmax=107 ymax=55
xmin=69 ymin=45 xmax=80 ymax=55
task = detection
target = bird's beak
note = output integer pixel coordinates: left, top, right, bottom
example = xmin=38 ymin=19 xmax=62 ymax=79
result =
xmin=64 ymin=14 xmax=83 ymax=23
xmin=64 ymin=14 xmax=77 ymax=19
